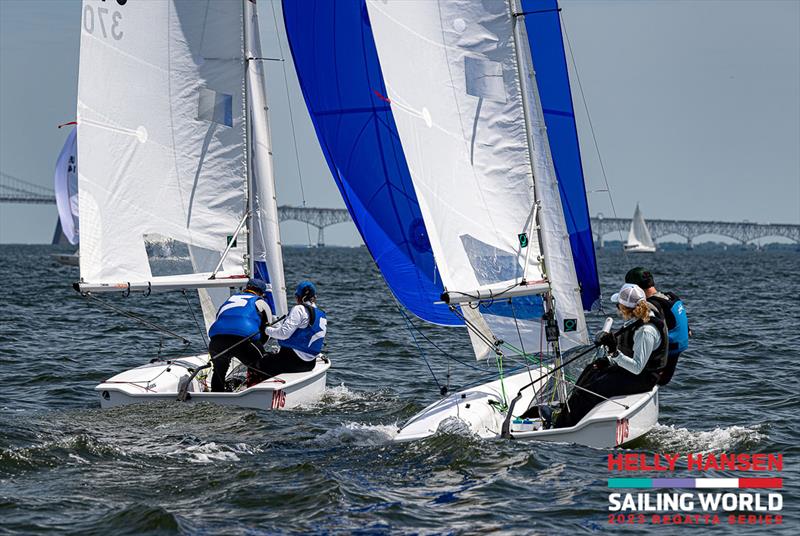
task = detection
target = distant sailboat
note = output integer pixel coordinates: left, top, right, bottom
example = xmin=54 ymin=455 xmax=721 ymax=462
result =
xmin=624 ymin=203 xmax=657 ymax=253
xmin=52 ymin=128 xmax=81 ymax=266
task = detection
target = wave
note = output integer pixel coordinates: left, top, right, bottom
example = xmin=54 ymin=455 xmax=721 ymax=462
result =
xmin=168 ymin=441 xmax=261 ymax=464
xmin=316 ymin=422 xmax=398 ymax=446
xmin=638 ymin=423 xmax=766 ymax=453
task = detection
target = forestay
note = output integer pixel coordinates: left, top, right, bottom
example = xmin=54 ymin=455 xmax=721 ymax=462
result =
xmin=365 ymin=0 xmax=588 ymax=354
xmin=77 ymin=0 xmax=249 ymax=290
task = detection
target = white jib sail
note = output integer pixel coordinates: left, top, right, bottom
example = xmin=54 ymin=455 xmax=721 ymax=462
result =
xmin=77 ymin=0 xmax=249 ymax=289
xmin=627 ymin=203 xmax=656 ymax=249
xmin=366 ymin=0 xmax=587 ymax=356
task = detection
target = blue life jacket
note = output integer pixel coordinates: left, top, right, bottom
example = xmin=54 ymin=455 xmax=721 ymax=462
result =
xmin=208 ymin=293 xmax=265 ymax=341
xmin=281 ymin=305 xmax=327 ymax=356
xmin=648 ymin=292 xmax=689 ymax=357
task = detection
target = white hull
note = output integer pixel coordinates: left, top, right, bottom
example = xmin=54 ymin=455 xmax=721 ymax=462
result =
xmin=95 ymin=354 xmax=330 ymax=410
xmin=623 ymin=243 xmax=656 ymax=253
xmin=395 ymin=368 xmax=658 ymax=448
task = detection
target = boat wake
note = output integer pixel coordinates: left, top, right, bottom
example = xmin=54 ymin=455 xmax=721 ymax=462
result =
xmin=316 ymin=422 xmax=398 ymax=446
xmin=637 ymin=423 xmax=766 ymax=453
xmin=318 ymin=383 xmax=366 ymax=405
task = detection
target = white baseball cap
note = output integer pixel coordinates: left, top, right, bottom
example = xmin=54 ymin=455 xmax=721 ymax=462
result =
xmin=610 ymin=283 xmax=646 ymax=308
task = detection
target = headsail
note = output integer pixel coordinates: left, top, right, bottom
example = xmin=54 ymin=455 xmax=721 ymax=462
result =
xmin=54 ymin=128 xmax=79 ymax=246
xmin=282 ymin=0 xmax=459 ymax=326
xmin=77 ymin=0 xmax=249 ymax=291
xmin=521 ymin=0 xmax=600 ymax=310
xmin=626 ymin=203 xmax=656 ymax=250
xmin=364 ymin=0 xmax=588 ymax=353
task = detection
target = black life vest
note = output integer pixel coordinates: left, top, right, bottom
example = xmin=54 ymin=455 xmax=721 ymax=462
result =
xmin=616 ymin=302 xmax=669 ymax=372
xmin=647 ymin=291 xmax=689 ymax=357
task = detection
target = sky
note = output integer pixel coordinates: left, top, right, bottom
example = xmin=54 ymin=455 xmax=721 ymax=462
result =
xmin=0 ymin=0 xmax=798 ymax=245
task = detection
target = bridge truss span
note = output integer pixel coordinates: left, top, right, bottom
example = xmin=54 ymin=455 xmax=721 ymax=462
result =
xmin=591 ymin=217 xmax=800 ymax=247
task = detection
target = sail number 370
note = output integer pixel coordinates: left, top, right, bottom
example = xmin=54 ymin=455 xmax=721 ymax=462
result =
xmin=83 ymin=3 xmax=124 ymax=41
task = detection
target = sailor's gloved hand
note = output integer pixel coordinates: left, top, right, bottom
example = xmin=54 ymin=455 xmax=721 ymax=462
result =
xmin=596 ymin=331 xmax=617 ymax=355
xmin=592 ymin=357 xmax=610 ymax=370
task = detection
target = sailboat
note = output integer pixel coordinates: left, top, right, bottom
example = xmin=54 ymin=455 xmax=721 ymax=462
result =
xmin=52 ymin=127 xmax=80 ymax=266
xmin=624 ymin=203 xmax=657 ymax=253
xmin=76 ymin=0 xmax=329 ymax=409
xmin=284 ymin=0 xmax=657 ymax=447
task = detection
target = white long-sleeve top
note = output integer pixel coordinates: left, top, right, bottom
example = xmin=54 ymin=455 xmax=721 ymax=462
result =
xmin=265 ymin=303 xmax=318 ymax=361
xmin=611 ymin=315 xmax=662 ymax=375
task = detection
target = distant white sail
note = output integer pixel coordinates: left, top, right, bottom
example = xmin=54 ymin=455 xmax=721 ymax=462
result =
xmin=54 ymin=128 xmax=79 ymax=245
xmin=77 ymin=0 xmax=248 ymax=286
xmin=366 ymin=0 xmax=587 ymax=355
xmin=624 ymin=203 xmax=656 ymax=252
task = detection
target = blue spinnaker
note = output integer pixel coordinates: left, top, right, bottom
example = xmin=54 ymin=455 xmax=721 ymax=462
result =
xmin=522 ymin=0 xmax=600 ymax=310
xmin=282 ymin=0 xmax=459 ymax=326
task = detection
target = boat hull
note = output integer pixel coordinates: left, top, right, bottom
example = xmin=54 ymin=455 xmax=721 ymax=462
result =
xmin=394 ymin=368 xmax=658 ymax=448
xmin=95 ymin=354 xmax=330 ymax=410
xmin=623 ymin=243 xmax=656 ymax=253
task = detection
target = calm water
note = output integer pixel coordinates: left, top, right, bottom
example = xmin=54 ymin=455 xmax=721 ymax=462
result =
xmin=1 ymin=245 xmax=797 ymax=534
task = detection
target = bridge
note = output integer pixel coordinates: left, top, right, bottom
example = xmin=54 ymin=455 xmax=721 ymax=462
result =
xmin=591 ymin=216 xmax=800 ymax=248
xmin=3 ymin=172 xmax=798 ymax=246
xmin=277 ymin=205 xmax=352 ymax=246
xmin=0 ymin=172 xmax=56 ymax=204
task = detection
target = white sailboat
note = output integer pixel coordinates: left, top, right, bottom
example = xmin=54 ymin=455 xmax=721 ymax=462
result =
xmin=285 ymin=0 xmax=657 ymax=447
xmin=624 ymin=203 xmax=657 ymax=253
xmin=52 ymin=127 xmax=80 ymax=266
xmin=76 ymin=0 xmax=329 ymax=409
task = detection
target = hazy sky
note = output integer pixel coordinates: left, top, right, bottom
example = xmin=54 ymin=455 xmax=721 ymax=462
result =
xmin=1 ymin=0 xmax=798 ymax=245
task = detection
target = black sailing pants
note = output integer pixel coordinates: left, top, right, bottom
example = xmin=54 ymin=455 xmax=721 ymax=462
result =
xmin=554 ymin=361 xmax=658 ymax=428
xmin=209 ymin=334 xmax=265 ymax=392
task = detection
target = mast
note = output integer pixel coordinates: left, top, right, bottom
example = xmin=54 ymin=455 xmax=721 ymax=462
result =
xmin=243 ymin=0 xmax=255 ymax=279
xmin=509 ymin=0 xmax=567 ymax=398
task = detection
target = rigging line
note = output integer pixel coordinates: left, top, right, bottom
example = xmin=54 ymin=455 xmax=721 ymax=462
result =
xmin=396 ymin=304 xmax=442 ymax=392
xmin=183 ymin=290 xmax=209 ymax=351
xmin=399 ymin=305 xmax=487 ymax=373
xmin=80 ymin=293 xmax=191 ymax=345
xmin=560 ymin=13 xmax=627 ymax=248
xmin=268 ymin=0 xmax=312 ymax=247
xmin=509 ymin=298 xmax=537 ymax=387
xmin=447 ymin=305 xmax=498 ymax=353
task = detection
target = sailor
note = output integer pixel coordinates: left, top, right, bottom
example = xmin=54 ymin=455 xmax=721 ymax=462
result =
xmin=258 ymin=280 xmax=327 ymax=378
xmin=624 ymin=267 xmax=690 ymax=385
xmin=552 ymin=284 xmax=668 ymax=428
xmin=207 ymin=278 xmax=273 ymax=392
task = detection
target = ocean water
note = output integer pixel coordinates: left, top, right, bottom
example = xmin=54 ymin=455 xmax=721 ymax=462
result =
xmin=0 ymin=245 xmax=796 ymax=534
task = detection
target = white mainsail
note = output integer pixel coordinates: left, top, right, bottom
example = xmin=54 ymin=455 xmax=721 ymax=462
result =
xmin=77 ymin=0 xmax=287 ymax=328
xmin=365 ymin=0 xmax=587 ymax=355
xmin=625 ymin=203 xmax=656 ymax=252
xmin=77 ymin=0 xmax=249 ymax=289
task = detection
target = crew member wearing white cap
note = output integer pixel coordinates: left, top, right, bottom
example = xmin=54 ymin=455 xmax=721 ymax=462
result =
xmin=552 ymin=283 xmax=668 ymax=428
